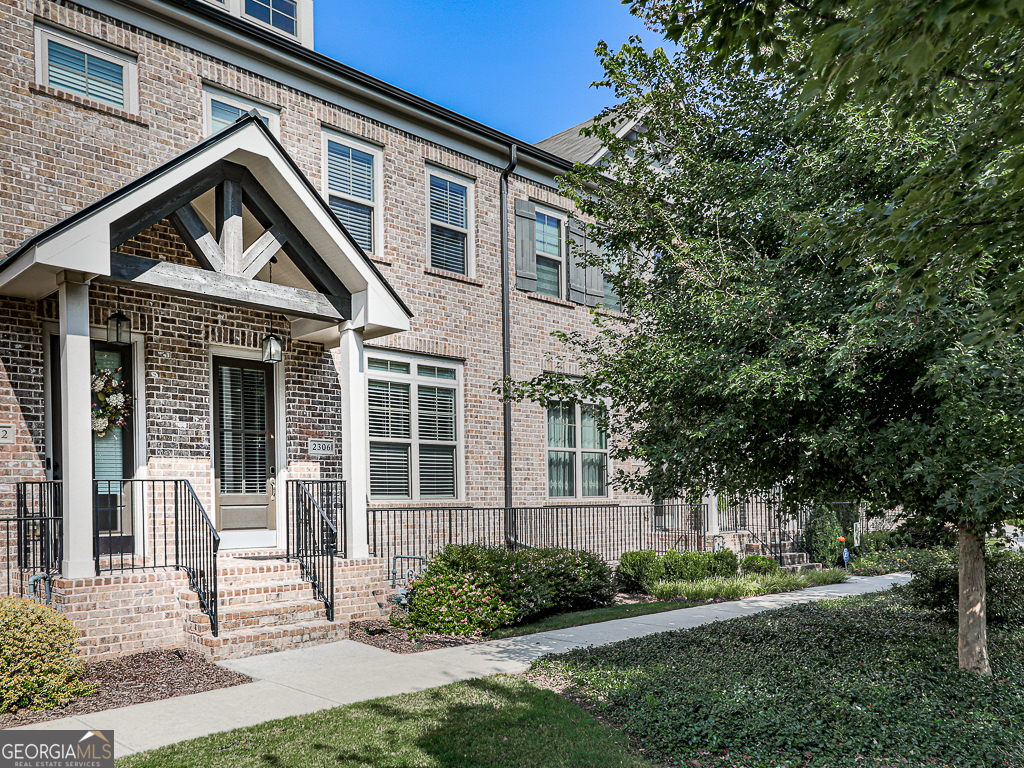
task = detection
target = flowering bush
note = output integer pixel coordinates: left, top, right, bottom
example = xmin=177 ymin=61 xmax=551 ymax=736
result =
xmin=398 ymin=569 xmax=517 ymax=637
xmin=90 ymin=368 xmax=131 ymax=437
xmin=0 ymin=597 xmax=95 ymax=713
xmin=531 ymin=547 xmax=616 ymax=612
xmin=430 ymin=545 xmax=552 ymax=622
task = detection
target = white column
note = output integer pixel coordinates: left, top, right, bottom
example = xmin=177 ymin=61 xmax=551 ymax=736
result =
xmin=336 ymin=322 xmax=368 ymax=558
xmin=703 ymin=492 xmax=720 ymax=537
xmin=58 ymin=272 xmax=95 ymax=578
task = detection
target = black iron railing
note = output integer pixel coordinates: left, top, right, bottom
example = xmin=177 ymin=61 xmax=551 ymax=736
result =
xmin=367 ymin=502 xmax=707 ymax=585
xmin=93 ymin=479 xmax=220 ymax=635
xmin=5 ymin=481 xmax=63 ymax=601
xmin=286 ymin=479 xmax=344 ymax=620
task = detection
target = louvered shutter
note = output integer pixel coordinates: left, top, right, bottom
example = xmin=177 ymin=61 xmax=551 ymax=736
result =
xmin=48 ymin=40 xmax=124 ymax=109
xmin=514 ymin=199 xmax=537 ymax=291
xmin=585 ymin=235 xmax=605 ymax=307
xmin=566 ymin=218 xmax=587 ymax=304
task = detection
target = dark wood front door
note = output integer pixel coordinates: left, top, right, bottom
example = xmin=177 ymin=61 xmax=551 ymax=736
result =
xmin=213 ymin=356 xmax=276 ymax=531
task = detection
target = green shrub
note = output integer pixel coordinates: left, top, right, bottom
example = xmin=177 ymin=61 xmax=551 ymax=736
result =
xmin=429 ymin=544 xmax=552 ymax=622
xmin=530 ymin=548 xmax=616 ymax=613
xmin=708 ymin=547 xmax=738 ymax=578
xmin=809 ymin=507 xmax=843 ymax=566
xmin=740 ymin=554 xmax=780 ymax=576
xmin=0 ymin=597 xmax=95 ymax=713
xmin=900 ymin=547 xmax=1024 ymax=624
xmin=661 ymin=550 xmax=710 ymax=581
xmin=851 ymin=546 xmax=949 ymax=576
xmin=399 ymin=568 xmax=518 ymax=636
xmin=803 ymin=568 xmax=850 ymax=587
xmin=617 ymin=550 xmax=664 ymax=592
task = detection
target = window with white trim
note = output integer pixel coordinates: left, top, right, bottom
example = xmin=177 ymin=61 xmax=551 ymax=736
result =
xmin=367 ymin=355 xmax=462 ymax=500
xmin=535 ymin=207 xmax=566 ymax=299
xmin=324 ymin=132 xmax=382 ymax=257
xmin=547 ymin=403 xmax=609 ymax=498
xmin=35 ymin=26 xmax=137 ymax=112
xmin=427 ymin=168 xmax=473 ymax=276
xmin=202 ymin=87 xmax=279 ymax=137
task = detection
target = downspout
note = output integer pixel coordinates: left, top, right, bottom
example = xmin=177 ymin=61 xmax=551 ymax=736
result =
xmin=500 ymin=145 xmax=518 ymax=546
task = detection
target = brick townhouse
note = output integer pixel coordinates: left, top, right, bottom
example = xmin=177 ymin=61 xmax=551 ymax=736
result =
xmin=0 ymin=0 xmax=715 ymax=659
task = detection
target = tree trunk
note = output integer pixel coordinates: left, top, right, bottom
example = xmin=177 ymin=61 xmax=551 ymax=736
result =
xmin=958 ymin=525 xmax=991 ymax=675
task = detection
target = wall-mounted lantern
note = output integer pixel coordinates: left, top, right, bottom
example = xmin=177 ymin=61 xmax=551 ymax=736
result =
xmin=262 ymin=333 xmax=283 ymax=364
xmin=106 ymin=310 xmax=131 ymax=345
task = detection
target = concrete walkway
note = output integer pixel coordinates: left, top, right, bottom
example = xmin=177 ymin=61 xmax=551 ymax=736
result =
xmin=11 ymin=572 xmax=909 ymax=757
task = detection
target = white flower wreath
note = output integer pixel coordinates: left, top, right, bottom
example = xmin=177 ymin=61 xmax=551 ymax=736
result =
xmin=91 ymin=368 xmax=132 ymax=437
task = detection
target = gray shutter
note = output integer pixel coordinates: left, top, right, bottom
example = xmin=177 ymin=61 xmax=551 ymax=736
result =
xmin=514 ymin=199 xmax=537 ymax=291
xmin=585 ymin=237 xmax=605 ymax=307
xmin=566 ymin=218 xmax=587 ymax=304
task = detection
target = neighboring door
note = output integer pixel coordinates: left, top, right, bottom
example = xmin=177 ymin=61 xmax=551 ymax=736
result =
xmin=91 ymin=340 xmax=136 ymax=555
xmin=213 ymin=356 xmax=276 ymax=531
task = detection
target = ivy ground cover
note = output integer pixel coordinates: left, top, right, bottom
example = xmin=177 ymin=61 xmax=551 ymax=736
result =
xmin=530 ymin=593 xmax=1024 ymax=768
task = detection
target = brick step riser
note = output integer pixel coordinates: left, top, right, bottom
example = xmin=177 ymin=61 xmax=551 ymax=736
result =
xmin=185 ymin=623 xmax=349 ymax=662
xmin=185 ymin=605 xmax=327 ymax=633
xmin=178 ymin=581 xmax=314 ymax=605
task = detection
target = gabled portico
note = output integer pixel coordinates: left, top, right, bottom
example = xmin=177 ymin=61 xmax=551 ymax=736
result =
xmin=0 ymin=112 xmax=410 ymax=594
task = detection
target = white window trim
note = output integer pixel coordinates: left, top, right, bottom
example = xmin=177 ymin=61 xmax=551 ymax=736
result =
xmin=364 ymin=349 xmax=465 ymax=502
xmin=35 ymin=25 xmax=139 ymax=114
xmin=322 ymin=129 xmax=384 ymax=258
xmin=426 ymin=165 xmax=476 ymax=278
xmin=534 ymin=203 xmax=567 ymax=300
xmin=240 ymin=0 xmax=301 ymax=41
xmin=545 ymin=402 xmax=613 ymax=501
xmin=202 ymin=85 xmax=280 ymax=138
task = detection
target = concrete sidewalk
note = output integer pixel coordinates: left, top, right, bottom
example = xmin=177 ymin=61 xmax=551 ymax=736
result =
xmin=10 ymin=572 xmax=909 ymax=757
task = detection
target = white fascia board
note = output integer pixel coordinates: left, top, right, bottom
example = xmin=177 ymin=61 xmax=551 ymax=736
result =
xmin=88 ymin=0 xmax=566 ymax=186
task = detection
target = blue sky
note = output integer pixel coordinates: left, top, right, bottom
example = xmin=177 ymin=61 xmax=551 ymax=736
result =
xmin=313 ymin=1 xmax=649 ymax=143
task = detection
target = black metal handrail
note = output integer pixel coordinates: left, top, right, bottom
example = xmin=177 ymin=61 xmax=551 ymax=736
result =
xmin=6 ymin=481 xmax=63 ymax=601
xmin=93 ymin=479 xmax=220 ymax=635
xmin=367 ymin=502 xmax=708 ymax=585
xmin=286 ymin=479 xmax=344 ymax=620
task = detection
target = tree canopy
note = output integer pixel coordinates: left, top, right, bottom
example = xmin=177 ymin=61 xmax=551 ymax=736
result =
xmin=628 ymin=0 xmax=1024 ymax=338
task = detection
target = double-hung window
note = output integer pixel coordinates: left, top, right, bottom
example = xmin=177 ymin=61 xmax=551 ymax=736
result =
xmin=367 ymin=356 xmax=461 ymax=500
xmin=535 ymin=208 xmax=565 ymax=299
xmin=35 ymin=27 xmax=137 ymax=112
xmin=203 ymin=87 xmax=279 ymax=137
xmin=428 ymin=168 xmax=473 ymax=275
xmin=324 ymin=132 xmax=381 ymax=256
xmin=547 ymin=403 xmax=609 ymax=498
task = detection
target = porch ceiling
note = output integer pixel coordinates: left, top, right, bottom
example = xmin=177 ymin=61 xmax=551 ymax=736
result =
xmin=0 ymin=114 xmax=411 ymax=340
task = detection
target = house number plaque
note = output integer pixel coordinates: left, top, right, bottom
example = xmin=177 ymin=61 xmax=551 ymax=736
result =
xmin=0 ymin=424 xmax=14 ymax=444
xmin=308 ymin=438 xmax=335 ymax=455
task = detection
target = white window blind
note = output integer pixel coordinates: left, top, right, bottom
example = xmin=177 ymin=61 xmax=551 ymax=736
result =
xmin=47 ymin=40 xmax=124 ymax=108
xmin=367 ymin=357 xmax=461 ymax=500
xmin=429 ymin=174 xmax=469 ymax=274
xmin=328 ymin=140 xmax=376 ymax=253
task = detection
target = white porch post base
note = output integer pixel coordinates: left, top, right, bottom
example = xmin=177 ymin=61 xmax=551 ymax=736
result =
xmin=336 ymin=322 xmax=369 ymax=558
xmin=58 ymin=272 xmax=95 ymax=578
xmin=703 ymin=493 xmax=720 ymax=539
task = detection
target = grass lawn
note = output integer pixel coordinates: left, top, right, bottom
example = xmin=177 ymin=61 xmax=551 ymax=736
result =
xmin=116 ymin=675 xmax=646 ymax=768
xmin=488 ymin=600 xmax=688 ymax=639
xmin=531 ymin=592 xmax=1024 ymax=768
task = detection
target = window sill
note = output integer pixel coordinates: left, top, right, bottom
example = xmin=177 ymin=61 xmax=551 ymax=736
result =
xmin=525 ymin=291 xmax=577 ymax=309
xmin=424 ymin=267 xmax=484 ymax=287
xmin=544 ymin=500 xmax=618 ymax=507
xmin=30 ymin=84 xmax=147 ymax=127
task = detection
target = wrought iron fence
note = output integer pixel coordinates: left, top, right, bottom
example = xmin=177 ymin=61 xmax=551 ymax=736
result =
xmin=286 ymin=479 xmax=345 ymax=620
xmin=4 ymin=481 xmax=63 ymax=602
xmin=367 ymin=502 xmax=707 ymax=584
xmin=93 ymin=479 xmax=220 ymax=635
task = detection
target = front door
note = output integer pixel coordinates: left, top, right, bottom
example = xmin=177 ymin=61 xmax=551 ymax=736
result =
xmin=213 ymin=356 xmax=276 ymax=532
xmin=91 ymin=341 xmax=136 ymax=554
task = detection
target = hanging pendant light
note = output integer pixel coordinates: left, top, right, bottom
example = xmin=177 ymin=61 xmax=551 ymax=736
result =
xmin=262 ymin=257 xmax=283 ymax=364
xmin=107 ymin=287 xmax=131 ymax=345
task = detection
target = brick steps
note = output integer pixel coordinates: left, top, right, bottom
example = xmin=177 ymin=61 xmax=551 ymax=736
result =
xmin=185 ymin=598 xmax=327 ymax=633
xmin=186 ymin=618 xmax=348 ymax=661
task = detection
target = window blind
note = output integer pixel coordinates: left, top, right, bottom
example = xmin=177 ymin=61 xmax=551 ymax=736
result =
xmin=418 ymin=386 xmax=455 ymax=441
xmin=218 ymin=366 xmax=268 ymax=495
xmin=429 ymin=176 xmax=466 ymax=228
xmin=370 ymin=443 xmax=410 ymax=498
xmin=430 ymin=225 xmax=466 ymax=274
xmin=419 ymin=446 xmax=456 ymax=498
xmin=48 ymin=40 xmax=124 ymax=108
xmin=368 ymin=380 xmax=411 ymax=439
xmin=429 ymin=176 xmax=468 ymax=274
xmin=330 ymin=198 xmax=374 ymax=253
xmin=328 ymin=143 xmax=374 ymax=201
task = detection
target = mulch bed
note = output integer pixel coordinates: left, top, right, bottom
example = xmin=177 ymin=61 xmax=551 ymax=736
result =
xmin=0 ymin=649 xmax=252 ymax=729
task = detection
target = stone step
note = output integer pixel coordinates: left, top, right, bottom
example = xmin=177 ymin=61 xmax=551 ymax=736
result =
xmin=186 ymin=618 xmax=348 ymax=661
xmin=178 ymin=579 xmax=314 ymax=608
xmin=185 ymin=598 xmax=327 ymax=633
xmin=784 ymin=562 xmax=824 ymax=573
